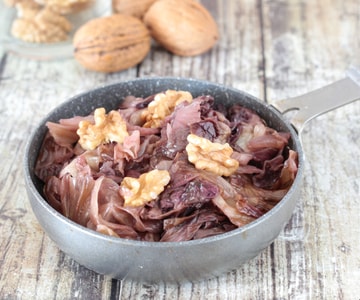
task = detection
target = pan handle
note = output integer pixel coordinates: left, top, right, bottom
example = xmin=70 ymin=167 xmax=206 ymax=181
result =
xmin=271 ymin=66 xmax=360 ymax=133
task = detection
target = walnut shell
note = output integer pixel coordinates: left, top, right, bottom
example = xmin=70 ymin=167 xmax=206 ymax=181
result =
xmin=143 ymin=0 xmax=219 ymax=56
xmin=112 ymin=0 xmax=157 ymax=19
xmin=73 ymin=14 xmax=151 ymax=73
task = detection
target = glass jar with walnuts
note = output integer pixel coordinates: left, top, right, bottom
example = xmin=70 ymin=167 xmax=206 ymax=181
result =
xmin=0 ymin=0 xmax=111 ymax=59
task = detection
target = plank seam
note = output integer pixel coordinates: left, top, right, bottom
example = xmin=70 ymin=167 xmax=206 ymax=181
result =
xmin=258 ymin=0 xmax=268 ymax=103
xmin=0 ymin=53 xmax=7 ymax=84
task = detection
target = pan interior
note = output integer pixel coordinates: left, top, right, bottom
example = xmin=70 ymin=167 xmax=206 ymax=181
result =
xmin=26 ymin=77 xmax=303 ymax=244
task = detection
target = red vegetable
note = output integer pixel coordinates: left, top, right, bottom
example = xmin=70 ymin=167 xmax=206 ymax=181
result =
xmin=35 ymin=93 xmax=298 ymax=242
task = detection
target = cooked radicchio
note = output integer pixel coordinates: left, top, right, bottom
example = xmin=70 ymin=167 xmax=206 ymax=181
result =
xmin=35 ymin=93 xmax=298 ymax=242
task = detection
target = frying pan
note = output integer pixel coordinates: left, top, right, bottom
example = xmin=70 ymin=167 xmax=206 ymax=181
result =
xmin=24 ymin=68 xmax=360 ymax=283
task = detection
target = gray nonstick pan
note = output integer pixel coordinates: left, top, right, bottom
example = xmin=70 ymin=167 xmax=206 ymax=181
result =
xmin=24 ymin=68 xmax=360 ymax=283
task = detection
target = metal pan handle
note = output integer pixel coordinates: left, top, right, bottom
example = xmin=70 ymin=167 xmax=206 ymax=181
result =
xmin=271 ymin=66 xmax=360 ymax=133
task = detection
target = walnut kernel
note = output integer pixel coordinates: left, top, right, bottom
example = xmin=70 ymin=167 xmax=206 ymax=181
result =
xmin=34 ymin=0 xmax=94 ymax=14
xmin=11 ymin=4 xmax=72 ymax=43
xmin=3 ymin=0 xmax=22 ymax=7
xmin=77 ymin=108 xmax=129 ymax=151
xmin=186 ymin=134 xmax=239 ymax=177
xmin=142 ymin=90 xmax=193 ymax=128
xmin=120 ymin=169 xmax=171 ymax=207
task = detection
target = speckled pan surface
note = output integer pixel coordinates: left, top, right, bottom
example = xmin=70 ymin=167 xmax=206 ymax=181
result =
xmin=24 ymin=77 xmax=304 ymax=283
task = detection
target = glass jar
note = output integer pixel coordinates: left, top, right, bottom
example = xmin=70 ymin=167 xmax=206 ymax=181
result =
xmin=0 ymin=0 xmax=111 ymax=60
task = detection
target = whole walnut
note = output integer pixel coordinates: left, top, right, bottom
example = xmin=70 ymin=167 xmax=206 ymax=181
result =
xmin=112 ymin=0 xmax=157 ymax=19
xmin=73 ymin=14 xmax=151 ymax=73
xmin=143 ymin=0 xmax=219 ymax=56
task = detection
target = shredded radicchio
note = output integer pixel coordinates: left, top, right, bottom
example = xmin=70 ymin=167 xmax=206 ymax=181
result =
xmin=35 ymin=93 xmax=298 ymax=242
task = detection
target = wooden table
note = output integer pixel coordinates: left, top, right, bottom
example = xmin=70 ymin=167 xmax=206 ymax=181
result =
xmin=1 ymin=0 xmax=359 ymax=299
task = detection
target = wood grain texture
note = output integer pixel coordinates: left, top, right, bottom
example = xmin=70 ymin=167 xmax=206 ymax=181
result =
xmin=0 ymin=0 xmax=359 ymax=299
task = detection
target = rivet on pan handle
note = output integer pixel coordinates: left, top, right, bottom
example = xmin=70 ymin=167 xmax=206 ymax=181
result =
xmin=271 ymin=66 xmax=360 ymax=134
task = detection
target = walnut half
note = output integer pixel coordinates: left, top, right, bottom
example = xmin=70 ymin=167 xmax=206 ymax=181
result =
xmin=186 ymin=134 xmax=239 ymax=177
xmin=77 ymin=108 xmax=129 ymax=151
xmin=142 ymin=90 xmax=193 ymax=128
xmin=11 ymin=2 xmax=72 ymax=43
xmin=120 ymin=169 xmax=171 ymax=207
xmin=34 ymin=0 xmax=94 ymax=15
xmin=3 ymin=0 xmax=22 ymax=6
